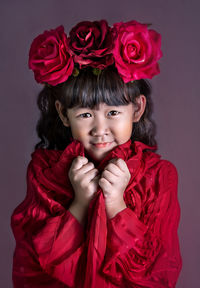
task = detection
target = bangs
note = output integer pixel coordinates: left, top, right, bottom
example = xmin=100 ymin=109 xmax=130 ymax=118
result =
xmin=63 ymin=66 xmax=133 ymax=109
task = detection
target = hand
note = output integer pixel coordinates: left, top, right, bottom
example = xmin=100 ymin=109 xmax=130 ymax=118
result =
xmin=99 ymin=158 xmax=130 ymax=218
xmin=68 ymin=156 xmax=100 ymax=208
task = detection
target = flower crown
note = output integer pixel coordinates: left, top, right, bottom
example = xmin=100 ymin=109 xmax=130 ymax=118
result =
xmin=29 ymin=20 xmax=162 ymax=86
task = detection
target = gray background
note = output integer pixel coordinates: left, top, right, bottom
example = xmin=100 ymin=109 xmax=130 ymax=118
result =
xmin=1 ymin=0 xmax=199 ymax=287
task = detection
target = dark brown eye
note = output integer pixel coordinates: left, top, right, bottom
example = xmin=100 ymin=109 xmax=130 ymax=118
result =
xmin=77 ymin=113 xmax=92 ymax=118
xmin=108 ymin=110 xmax=120 ymax=116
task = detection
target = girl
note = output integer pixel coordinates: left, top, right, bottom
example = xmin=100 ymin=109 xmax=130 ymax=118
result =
xmin=11 ymin=20 xmax=182 ymax=288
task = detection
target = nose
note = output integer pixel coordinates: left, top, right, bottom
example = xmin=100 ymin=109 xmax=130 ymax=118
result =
xmin=91 ymin=117 xmax=109 ymax=137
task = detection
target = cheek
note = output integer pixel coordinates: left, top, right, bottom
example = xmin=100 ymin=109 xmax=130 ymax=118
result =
xmin=70 ymin=124 xmax=87 ymax=140
xmin=116 ymin=121 xmax=133 ymax=137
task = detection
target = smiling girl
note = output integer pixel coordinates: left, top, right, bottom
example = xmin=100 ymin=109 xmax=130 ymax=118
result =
xmin=11 ymin=20 xmax=182 ymax=288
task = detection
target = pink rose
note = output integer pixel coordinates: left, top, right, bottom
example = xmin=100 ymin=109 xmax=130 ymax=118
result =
xmin=29 ymin=26 xmax=74 ymax=86
xmin=112 ymin=21 xmax=162 ymax=82
xmin=68 ymin=20 xmax=114 ymax=69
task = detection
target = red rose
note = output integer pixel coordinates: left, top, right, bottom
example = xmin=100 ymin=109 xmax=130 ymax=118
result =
xmin=112 ymin=21 xmax=162 ymax=82
xmin=29 ymin=26 xmax=74 ymax=86
xmin=68 ymin=20 xmax=114 ymax=69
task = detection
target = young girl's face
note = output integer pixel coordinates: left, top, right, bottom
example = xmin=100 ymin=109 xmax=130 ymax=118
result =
xmin=65 ymin=102 xmax=136 ymax=162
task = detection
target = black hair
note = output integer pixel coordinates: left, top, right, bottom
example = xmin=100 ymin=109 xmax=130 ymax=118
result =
xmin=34 ymin=65 xmax=157 ymax=151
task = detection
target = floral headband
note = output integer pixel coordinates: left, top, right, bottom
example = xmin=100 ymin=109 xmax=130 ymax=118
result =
xmin=29 ymin=20 xmax=162 ymax=86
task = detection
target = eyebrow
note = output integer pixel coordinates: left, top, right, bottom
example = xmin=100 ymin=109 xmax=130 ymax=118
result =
xmin=71 ymin=104 xmax=128 ymax=113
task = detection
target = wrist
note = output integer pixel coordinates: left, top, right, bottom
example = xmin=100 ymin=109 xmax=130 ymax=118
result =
xmin=105 ymin=199 xmax=127 ymax=219
xmin=69 ymin=200 xmax=88 ymax=227
xmin=72 ymin=198 xmax=89 ymax=210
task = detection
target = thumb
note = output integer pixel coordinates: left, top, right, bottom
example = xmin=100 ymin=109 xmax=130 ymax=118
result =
xmin=108 ymin=157 xmax=118 ymax=164
xmin=93 ymin=174 xmax=101 ymax=182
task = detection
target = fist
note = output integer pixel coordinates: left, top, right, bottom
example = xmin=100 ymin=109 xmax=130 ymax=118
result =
xmin=68 ymin=156 xmax=100 ymax=207
xmin=99 ymin=158 xmax=131 ymax=207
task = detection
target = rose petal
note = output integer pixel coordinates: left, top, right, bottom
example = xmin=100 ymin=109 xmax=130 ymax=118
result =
xmin=112 ymin=20 xmax=162 ymax=82
xmin=29 ymin=25 xmax=74 ymax=85
xmin=68 ymin=19 xmax=113 ymax=69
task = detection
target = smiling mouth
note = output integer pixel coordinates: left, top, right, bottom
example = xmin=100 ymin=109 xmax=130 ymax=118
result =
xmin=92 ymin=142 xmax=113 ymax=148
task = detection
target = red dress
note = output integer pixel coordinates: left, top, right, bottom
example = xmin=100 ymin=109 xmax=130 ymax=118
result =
xmin=11 ymin=139 xmax=182 ymax=288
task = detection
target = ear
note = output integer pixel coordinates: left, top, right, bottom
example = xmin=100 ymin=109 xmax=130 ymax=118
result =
xmin=55 ymin=100 xmax=70 ymax=127
xmin=132 ymin=95 xmax=146 ymax=123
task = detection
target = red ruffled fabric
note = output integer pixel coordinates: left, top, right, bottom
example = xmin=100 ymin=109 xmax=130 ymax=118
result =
xmin=11 ymin=139 xmax=182 ymax=288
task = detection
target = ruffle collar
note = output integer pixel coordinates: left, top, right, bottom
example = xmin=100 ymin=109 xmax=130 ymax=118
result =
xmin=57 ymin=139 xmax=157 ymax=172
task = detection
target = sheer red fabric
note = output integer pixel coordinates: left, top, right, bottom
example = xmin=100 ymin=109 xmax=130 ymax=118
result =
xmin=11 ymin=140 xmax=182 ymax=287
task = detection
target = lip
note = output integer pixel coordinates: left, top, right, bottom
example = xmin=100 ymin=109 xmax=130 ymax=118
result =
xmin=92 ymin=142 xmax=113 ymax=148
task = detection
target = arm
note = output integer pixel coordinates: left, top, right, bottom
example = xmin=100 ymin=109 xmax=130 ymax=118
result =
xmin=11 ymin=160 xmax=86 ymax=287
xmin=12 ymin=152 xmax=100 ymax=287
xmin=101 ymin=161 xmax=182 ymax=288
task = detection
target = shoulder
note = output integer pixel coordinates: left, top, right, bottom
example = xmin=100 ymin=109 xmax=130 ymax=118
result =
xmin=158 ymin=159 xmax=178 ymax=175
xmin=158 ymin=159 xmax=178 ymax=186
xmin=143 ymin=150 xmax=178 ymax=180
xmin=28 ymin=148 xmax=63 ymax=171
xmin=28 ymin=140 xmax=82 ymax=170
xmin=139 ymin=152 xmax=179 ymax=200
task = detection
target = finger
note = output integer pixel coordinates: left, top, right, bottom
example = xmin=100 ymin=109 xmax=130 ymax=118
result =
xmin=99 ymin=177 xmax=112 ymax=193
xmin=79 ymin=162 xmax=96 ymax=174
xmin=92 ymin=174 xmax=101 ymax=183
xmin=71 ymin=156 xmax=88 ymax=170
xmin=114 ymin=159 xmax=131 ymax=181
xmin=101 ymin=169 xmax=117 ymax=184
xmin=111 ymin=158 xmax=128 ymax=172
xmin=103 ymin=162 xmax=121 ymax=177
xmin=85 ymin=168 xmax=99 ymax=183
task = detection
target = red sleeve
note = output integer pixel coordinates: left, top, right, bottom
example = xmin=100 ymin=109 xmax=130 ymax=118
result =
xmin=101 ymin=161 xmax=182 ymax=288
xmin=11 ymin=158 xmax=85 ymax=288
